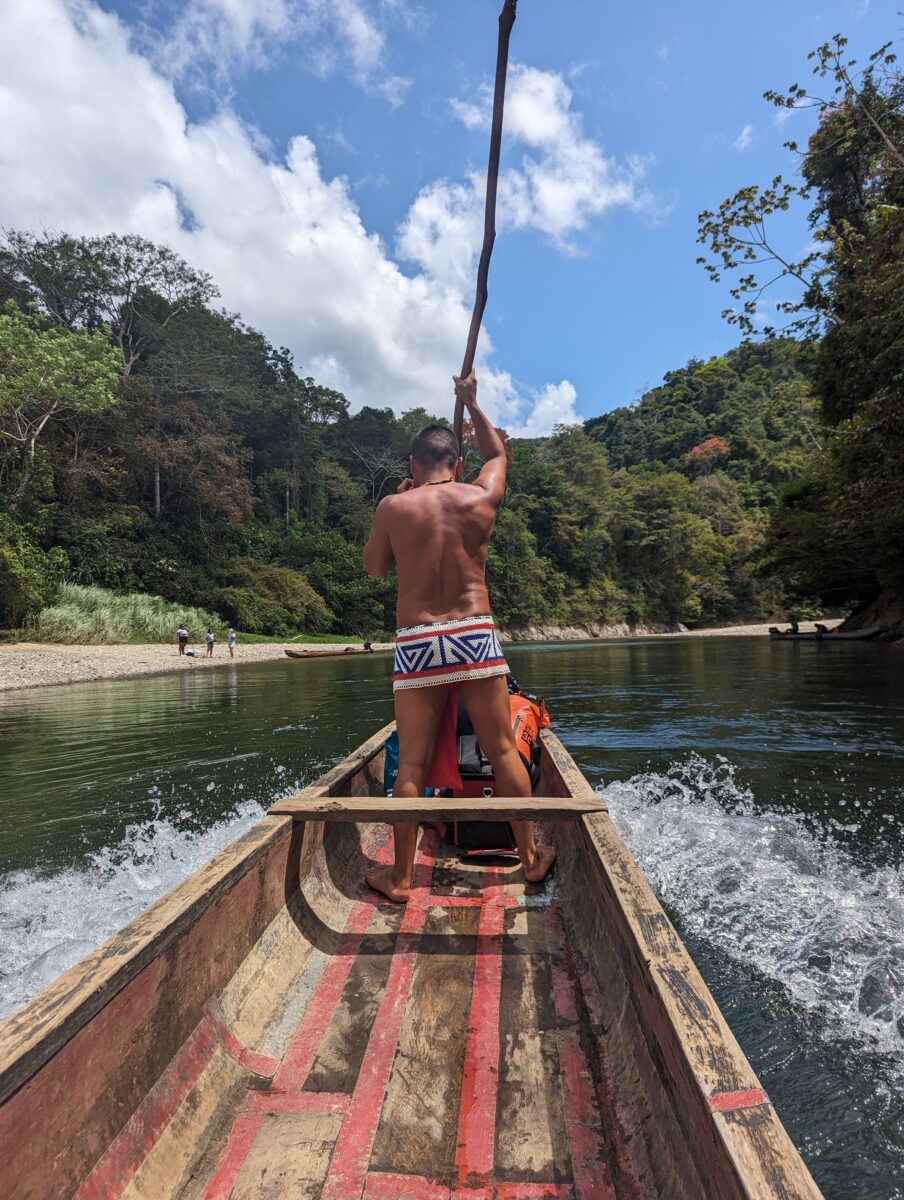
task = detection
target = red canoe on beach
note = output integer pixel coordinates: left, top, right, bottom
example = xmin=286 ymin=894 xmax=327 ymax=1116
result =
xmin=0 ymin=725 xmax=822 ymax=1199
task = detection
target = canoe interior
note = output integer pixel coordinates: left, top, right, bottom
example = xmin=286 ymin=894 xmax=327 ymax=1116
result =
xmin=0 ymin=727 xmax=822 ymax=1200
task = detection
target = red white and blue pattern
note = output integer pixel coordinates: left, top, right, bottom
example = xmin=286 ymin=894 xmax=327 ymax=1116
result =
xmin=393 ymin=614 xmax=509 ymax=691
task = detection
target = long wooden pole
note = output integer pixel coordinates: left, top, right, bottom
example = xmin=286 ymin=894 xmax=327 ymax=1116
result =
xmin=453 ymin=0 xmax=518 ymax=448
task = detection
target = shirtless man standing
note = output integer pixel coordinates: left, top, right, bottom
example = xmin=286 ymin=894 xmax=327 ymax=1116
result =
xmin=362 ymin=370 xmax=556 ymax=903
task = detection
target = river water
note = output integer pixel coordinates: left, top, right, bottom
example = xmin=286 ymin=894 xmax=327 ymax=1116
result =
xmin=0 ymin=638 xmax=901 ymax=1198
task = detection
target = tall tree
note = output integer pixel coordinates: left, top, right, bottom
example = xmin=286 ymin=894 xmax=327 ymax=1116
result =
xmin=697 ymin=33 xmax=904 ymax=611
xmin=0 ymin=231 xmax=217 ymax=373
xmin=0 ymin=303 xmax=119 ymax=508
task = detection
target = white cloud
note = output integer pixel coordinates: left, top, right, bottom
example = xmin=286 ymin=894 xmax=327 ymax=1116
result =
xmin=505 ymin=381 xmax=580 ymax=439
xmin=0 ymin=0 xmax=657 ymax=439
xmin=151 ymin=0 xmax=408 ymax=102
xmin=733 ymin=123 xmax=754 ymax=152
xmin=404 ymin=64 xmax=663 ymax=289
xmin=656 ymin=42 xmax=671 ymax=61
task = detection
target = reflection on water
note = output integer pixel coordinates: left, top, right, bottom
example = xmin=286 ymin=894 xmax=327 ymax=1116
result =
xmin=0 ymin=638 xmax=901 ymax=1199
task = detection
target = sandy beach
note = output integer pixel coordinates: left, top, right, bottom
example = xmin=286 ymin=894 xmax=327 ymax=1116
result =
xmin=0 ymin=621 xmax=840 ymax=693
xmin=0 ymin=640 xmax=393 ymax=693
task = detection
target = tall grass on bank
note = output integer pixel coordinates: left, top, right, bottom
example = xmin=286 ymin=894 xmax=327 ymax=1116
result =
xmin=32 ymin=584 xmax=227 ymax=645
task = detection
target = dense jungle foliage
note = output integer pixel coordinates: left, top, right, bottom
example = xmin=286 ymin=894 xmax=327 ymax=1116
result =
xmin=697 ymin=34 xmax=903 ymax=616
xmin=0 ymin=32 xmax=899 ymax=639
xmin=0 ymin=238 xmax=816 ymax=637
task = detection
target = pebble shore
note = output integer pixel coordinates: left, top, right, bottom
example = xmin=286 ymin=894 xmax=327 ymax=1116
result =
xmin=0 ymin=641 xmax=393 ymax=693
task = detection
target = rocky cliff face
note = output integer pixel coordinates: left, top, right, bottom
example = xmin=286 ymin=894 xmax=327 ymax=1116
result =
xmin=502 ymin=621 xmax=684 ymax=642
xmin=840 ymin=591 xmax=904 ymax=640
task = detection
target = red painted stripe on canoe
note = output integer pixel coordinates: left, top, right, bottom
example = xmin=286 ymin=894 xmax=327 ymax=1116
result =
xmin=364 ymin=1171 xmax=451 ymax=1199
xmin=204 ymin=1000 xmax=280 ymax=1078
xmin=548 ymin=909 xmax=617 ymax=1200
xmin=244 ymin=1090 xmax=351 ymax=1114
xmin=494 ymin=1185 xmax=575 ymax=1199
xmin=197 ymin=1113 xmax=263 ymax=1200
xmin=270 ymin=899 xmax=375 ymax=1093
xmin=454 ymin=866 xmax=505 ymax=1185
xmin=395 ymin=623 xmax=497 ymax=643
xmin=708 ymin=1088 xmax=769 ymax=1113
xmin=76 ymin=1018 xmax=218 ymax=1200
xmin=322 ymin=831 xmax=438 ymax=1200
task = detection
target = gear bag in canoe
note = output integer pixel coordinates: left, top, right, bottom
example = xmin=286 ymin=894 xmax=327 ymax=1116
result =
xmin=382 ymin=674 xmax=550 ymax=857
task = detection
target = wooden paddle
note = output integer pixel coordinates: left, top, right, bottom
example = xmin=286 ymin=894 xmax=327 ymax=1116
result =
xmin=453 ymin=0 xmax=518 ymax=450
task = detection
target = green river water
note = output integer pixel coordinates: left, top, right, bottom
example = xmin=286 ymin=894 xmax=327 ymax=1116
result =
xmin=0 ymin=637 xmax=901 ymax=1198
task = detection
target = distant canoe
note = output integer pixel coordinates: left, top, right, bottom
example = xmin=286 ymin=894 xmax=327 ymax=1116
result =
xmin=820 ymin=627 xmax=881 ymax=641
xmin=769 ymin=626 xmax=880 ymax=642
xmin=285 ymin=645 xmax=375 ymax=659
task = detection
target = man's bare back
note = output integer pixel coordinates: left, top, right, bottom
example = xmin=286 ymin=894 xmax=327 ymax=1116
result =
xmin=379 ymin=484 xmax=496 ymax=628
xmin=361 ymin=371 xmax=555 ymax=901
xmin=363 ymin=371 xmax=506 ymax=627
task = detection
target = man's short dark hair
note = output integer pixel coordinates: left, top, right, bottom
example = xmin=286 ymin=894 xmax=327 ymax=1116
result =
xmin=411 ymin=424 xmax=460 ymax=469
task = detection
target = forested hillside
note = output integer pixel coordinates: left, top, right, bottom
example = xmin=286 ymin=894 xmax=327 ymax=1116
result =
xmin=0 ymin=229 xmax=819 ymax=638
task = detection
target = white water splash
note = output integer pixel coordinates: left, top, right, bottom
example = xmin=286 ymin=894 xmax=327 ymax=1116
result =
xmin=603 ymin=755 xmax=903 ymax=1066
xmin=0 ymin=801 xmax=264 ymax=1021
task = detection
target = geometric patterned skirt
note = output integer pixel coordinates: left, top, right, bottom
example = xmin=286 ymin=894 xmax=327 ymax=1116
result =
xmin=392 ymin=614 xmax=509 ymax=692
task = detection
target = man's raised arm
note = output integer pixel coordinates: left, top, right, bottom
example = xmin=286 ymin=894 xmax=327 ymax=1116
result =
xmin=453 ymin=370 xmax=507 ymax=504
xmin=363 ymin=498 xmax=395 ymax=578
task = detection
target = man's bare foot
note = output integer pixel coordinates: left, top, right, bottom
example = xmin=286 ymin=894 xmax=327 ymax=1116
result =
xmin=365 ymin=865 xmax=411 ymax=904
xmin=523 ymin=844 xmax=556 ymax=884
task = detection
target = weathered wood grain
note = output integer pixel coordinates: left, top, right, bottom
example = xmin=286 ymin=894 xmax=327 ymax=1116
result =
xmin=714 ymin=1106 xmax=825 ymax=1200
xmin=495 ymin=906 xmax=569 ymax=1184
xmin=303 ymin=916 xmax=399 ymax=1096
xmin=268 ymin=790 xmax=605 ymax=821
xmin=370 ymin=905 xmax=478 ymax=1181
xmin=229 ymin=1111 xmax=344 ymax=1200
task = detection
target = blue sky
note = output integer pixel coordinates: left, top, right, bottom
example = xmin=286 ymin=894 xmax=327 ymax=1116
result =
xmin=0 ymin=0 xmax=894 ymax=432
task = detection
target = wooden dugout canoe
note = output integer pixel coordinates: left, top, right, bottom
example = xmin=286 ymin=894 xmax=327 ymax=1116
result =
xmin=0 ymin=725 xmax=823 ymax=1200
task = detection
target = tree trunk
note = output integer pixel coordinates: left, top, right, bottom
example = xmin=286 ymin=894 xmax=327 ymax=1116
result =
xmin=285 ymin=480 xmax=290 ymax=530
xmin=154 ymin=461 xmax=161 ymax=519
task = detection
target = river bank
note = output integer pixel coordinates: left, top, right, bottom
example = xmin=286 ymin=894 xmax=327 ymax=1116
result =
xmin=502 ymin=618 xmax=842 ymax=642
xmin=0 ymin=640 xmax=393 ymax=693
xmin=0 ymin=620 xmax=843 ymax=692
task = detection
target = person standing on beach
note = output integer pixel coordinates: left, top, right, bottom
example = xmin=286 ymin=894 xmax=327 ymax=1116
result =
xmin=206 ymin=629 xmax=215 ymax=658
xmin=362 ymin=370 xmax=555 ymax=903
xmin=177 ymin=624 xmax=189 ymax=656
xmin=227 ymin=628 xmax=236 ymax=659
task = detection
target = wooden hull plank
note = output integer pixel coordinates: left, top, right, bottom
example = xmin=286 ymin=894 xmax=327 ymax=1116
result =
xmin=302 ymin=921 xmax=400 ymax=1096
xmin=547 ymin=909 xmax=618 ymax=1200
xmin=270 ymin=900 xmax=377 ymax=1094
xmin=494 ymin=903 xmax=569 ymax=1186
xmin=455 ymin=866 xmax=506 ymax=1185
xmin=269 ymin=792 xmax=606 ymax=821
xmin=229 ymin=1111 xmax=344 ymax=1200
xmin=370 ymin=902 xmax=479 ymax=1180
xmin=320 ymin=832 xmax=439 ymax=1200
